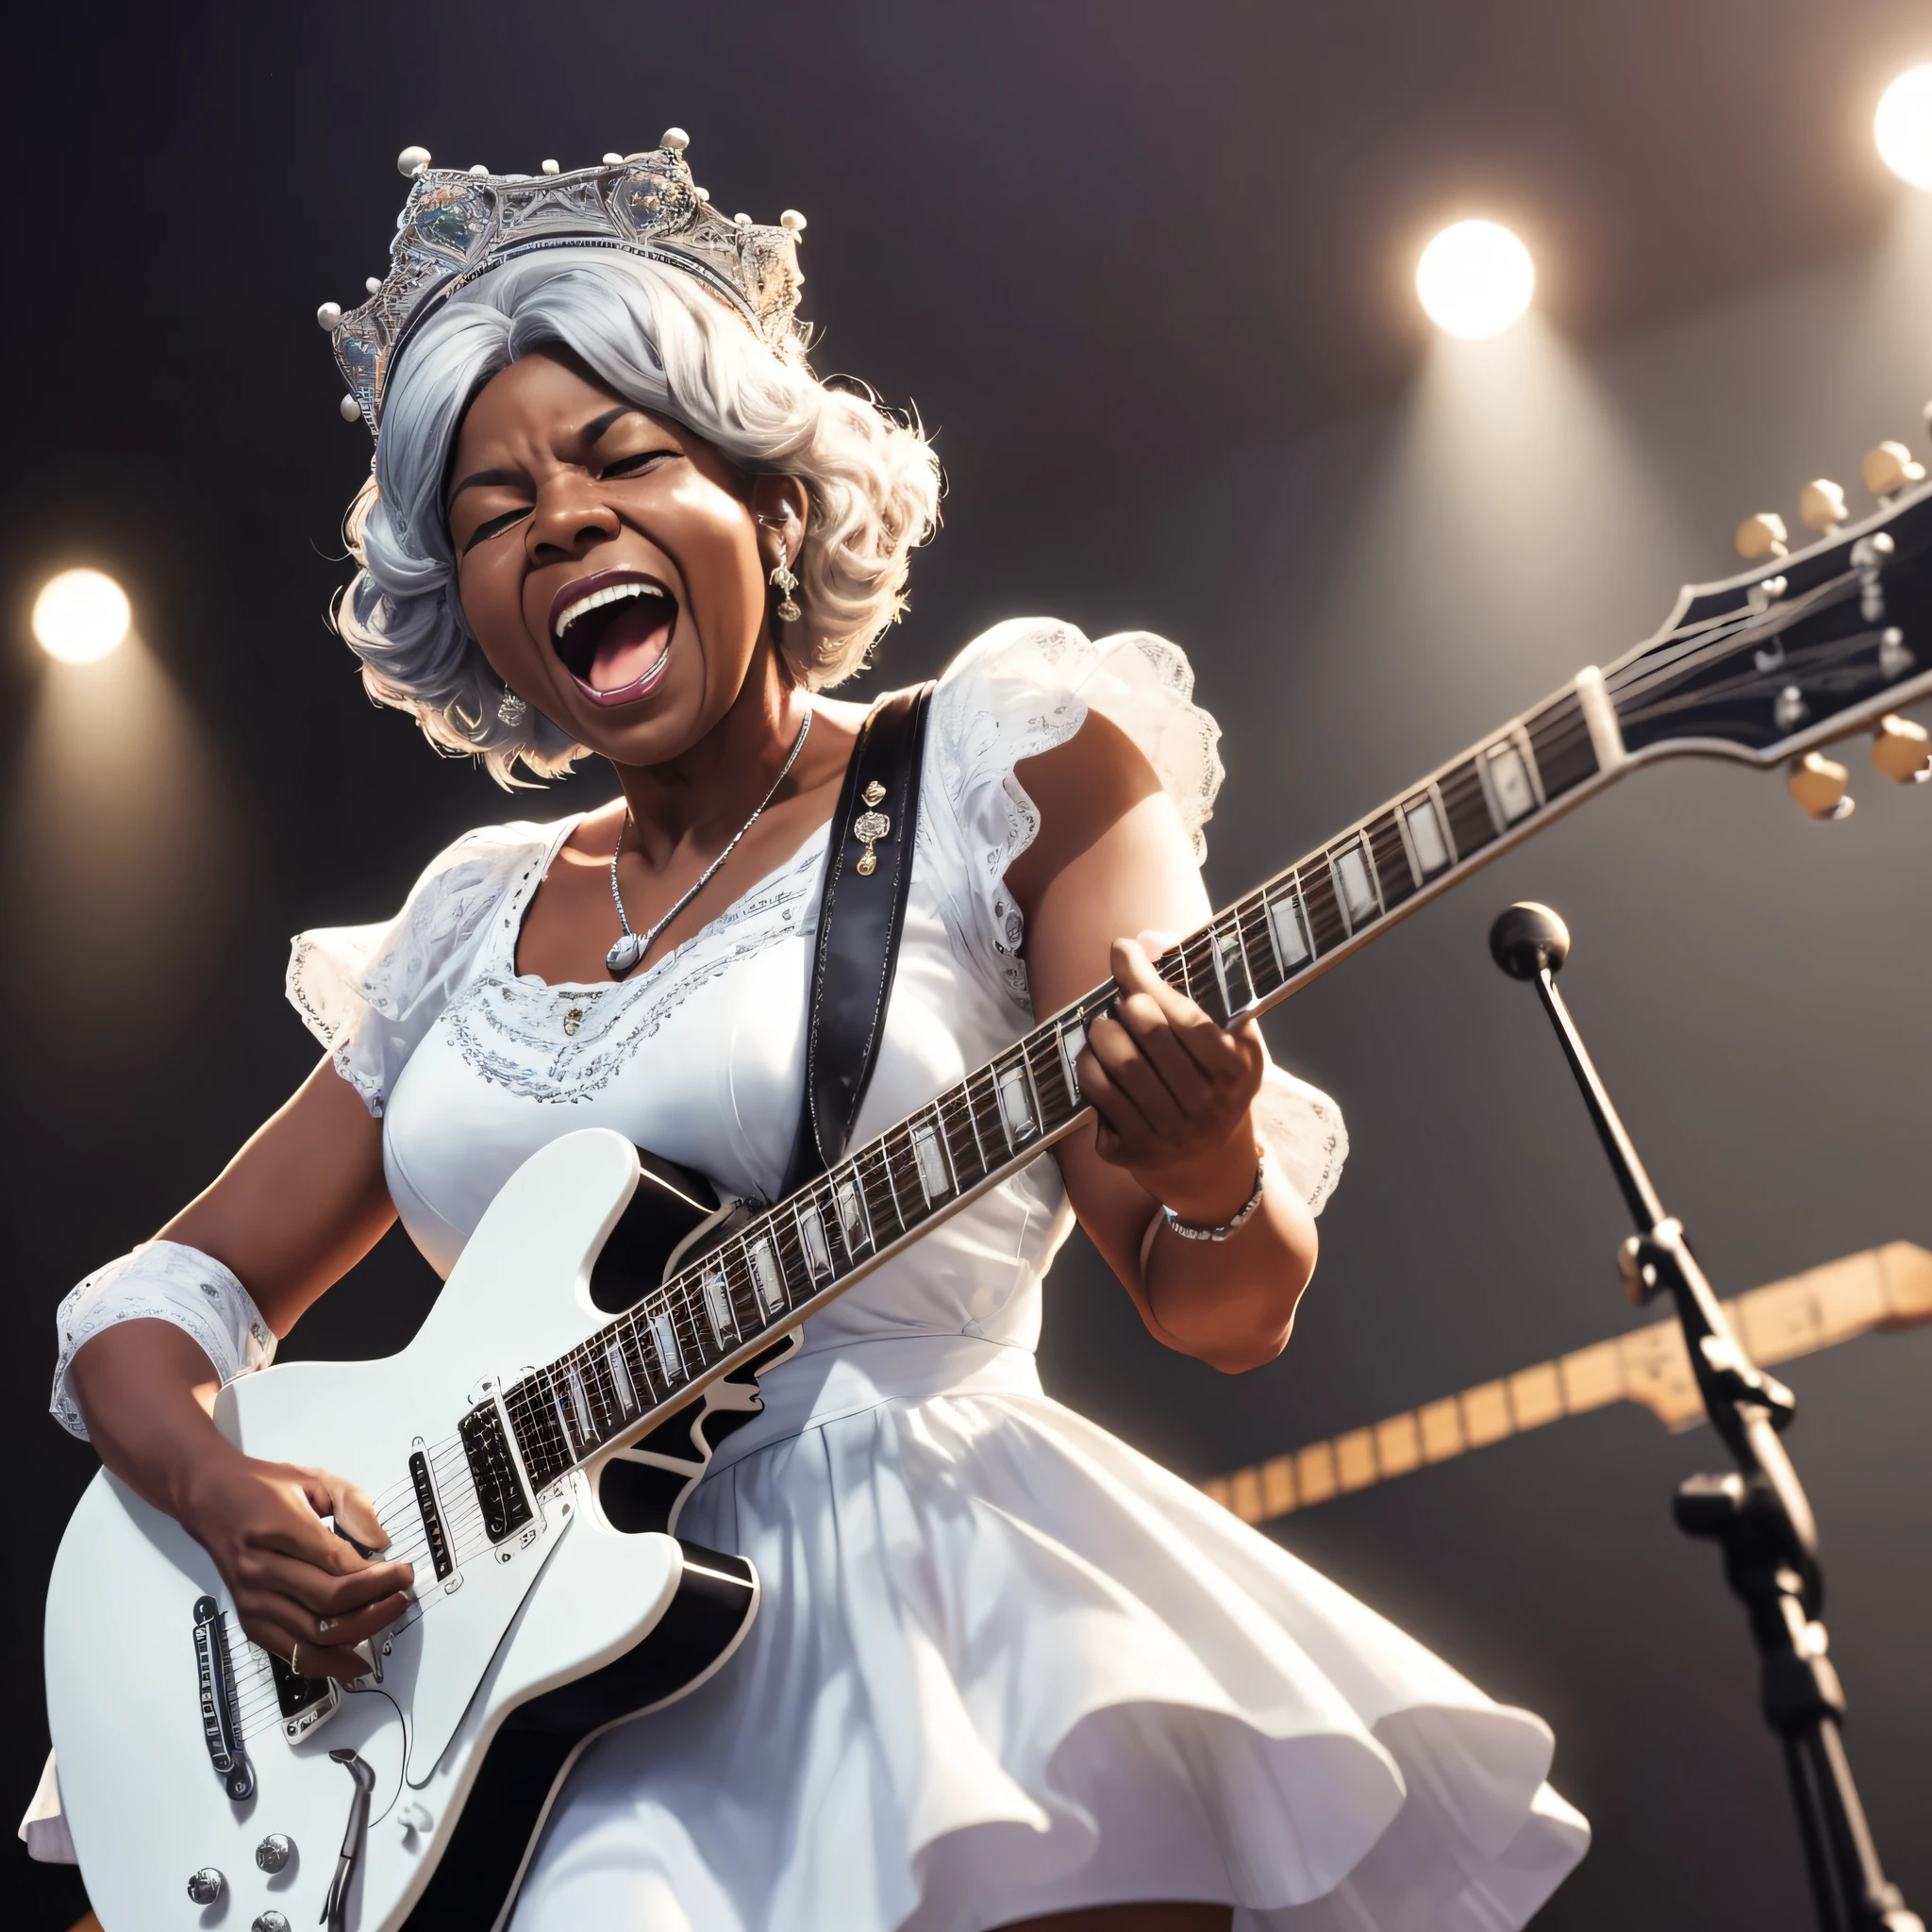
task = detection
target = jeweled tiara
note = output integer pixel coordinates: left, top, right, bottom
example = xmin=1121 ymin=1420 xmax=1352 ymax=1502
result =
xmin=319 ymin=130 xmax=808 ymax=439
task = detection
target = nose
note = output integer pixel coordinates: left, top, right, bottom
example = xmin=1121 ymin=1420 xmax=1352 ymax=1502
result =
xmin=527 ymin=475 xmax=621 ymax=563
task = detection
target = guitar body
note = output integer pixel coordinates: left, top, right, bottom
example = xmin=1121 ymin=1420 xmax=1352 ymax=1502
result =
xmin=45 ymin=1130 xmax=774 ymax=1932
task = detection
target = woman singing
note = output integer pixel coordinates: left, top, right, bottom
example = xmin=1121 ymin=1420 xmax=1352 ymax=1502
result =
xmin=44 ymin=133 xmax=1586 ymax=1931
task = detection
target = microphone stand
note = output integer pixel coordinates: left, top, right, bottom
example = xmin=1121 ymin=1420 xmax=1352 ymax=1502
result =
xmin=1488 ymin=902 xmax=1920 ymax=1932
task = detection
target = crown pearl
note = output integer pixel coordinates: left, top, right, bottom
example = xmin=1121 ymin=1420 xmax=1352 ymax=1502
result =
xmin=734 ymin=212 xmax=752 ymax=226
xmin=396 ymin=145 xmax=431 ymax=178
xmin=365 ymin=276 xmax=382 ymax=294
xmin=469 ymin=163 xmax=488 ymax=176
xmin=695 ymin=187 xmax=711 ymax=203
xmin=316 ymin=301 xmax=343 ymax=331
xmin=541 ymin=158 xmax=559 ymax=175
xmin=780 ymin=208 xmax=807 ymax=235
xmin=340 ymin=394 xmax=363 ymax=423
xmin=660 ymin=127 xmax=691 ymax=155
xmin=602 ymin=152 xmax=624 ymax=165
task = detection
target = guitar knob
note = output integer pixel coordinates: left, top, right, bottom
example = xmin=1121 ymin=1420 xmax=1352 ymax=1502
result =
xmin=1862 ymin=440 xmax=1925 ymax=499
xmin=1872 ymin=713 xmax=1932 ymax=782
xmin=1736 ymin=512 xmax=1789 ymax=560
xmin=1879 ymin=627 xmax=1916 ymax=679
xmin=1789 ymin=751 xmax=1854 ymax=820
xmin=185 ymin=1867 xmax=225 ymax=1905
xmin=255 ymin=1832 xmax=293 ymax=1872
xmin=1798 ymin=478 xmax=1847 ymax=533
xmin=252 ymin=1915 xmax=292 ymax=1932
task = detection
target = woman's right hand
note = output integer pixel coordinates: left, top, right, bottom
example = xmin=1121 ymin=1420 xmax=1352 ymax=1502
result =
xmin=178 ymin=1448 xmax=415 ymax=1681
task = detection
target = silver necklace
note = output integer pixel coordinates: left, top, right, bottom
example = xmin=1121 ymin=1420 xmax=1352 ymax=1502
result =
xmin=606 ymin=710 xmax=813 ymax=977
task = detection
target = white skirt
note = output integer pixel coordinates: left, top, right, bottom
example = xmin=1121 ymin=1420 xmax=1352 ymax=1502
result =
xmin=509 ymin=1337 xmax=1589 ymax=1932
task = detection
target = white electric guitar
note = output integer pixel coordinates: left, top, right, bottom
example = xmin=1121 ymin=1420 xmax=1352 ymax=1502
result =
xmin=44 ymin=447 xmax=1932 ymax=1931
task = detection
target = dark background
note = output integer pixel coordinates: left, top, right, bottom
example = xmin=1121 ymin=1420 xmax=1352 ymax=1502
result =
xmin=6 ymin=4 xmax=1931 ymax=1926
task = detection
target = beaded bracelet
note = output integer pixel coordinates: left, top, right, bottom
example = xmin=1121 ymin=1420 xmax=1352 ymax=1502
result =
xmin=1160 ymin=1149 xmax=1267 ymax=1242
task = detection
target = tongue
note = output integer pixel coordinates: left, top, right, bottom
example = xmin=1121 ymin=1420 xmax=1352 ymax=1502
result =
xmin=588 ymin=602 xmax=672 ymax=691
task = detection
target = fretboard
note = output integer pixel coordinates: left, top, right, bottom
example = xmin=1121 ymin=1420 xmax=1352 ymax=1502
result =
xmin=497 ymin=673 xmax=1623 ymax=1491
xmin=1200 ymin=1241 xmax=1932 ymax=1525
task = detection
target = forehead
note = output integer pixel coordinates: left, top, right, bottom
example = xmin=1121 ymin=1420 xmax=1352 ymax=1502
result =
xmin=455 ymin=351 xmax=665 ymax=451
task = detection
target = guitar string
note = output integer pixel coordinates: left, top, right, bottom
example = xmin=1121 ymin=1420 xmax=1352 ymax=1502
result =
xmin=416 ymin=564 xmax=1905 ymax=1505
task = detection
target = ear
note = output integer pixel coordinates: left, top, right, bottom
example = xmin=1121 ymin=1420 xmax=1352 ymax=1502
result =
xmin=748 ymin=472 xmax=810 ymax=542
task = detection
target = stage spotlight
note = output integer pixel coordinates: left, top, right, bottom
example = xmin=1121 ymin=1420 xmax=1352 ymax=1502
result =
xmin=1417 ymin=221 xmax=1535 ymax=339
xmin=31 ymin=568 xmax=131 ymax=664
xmin=1875 ymin=65 xmax=1932 ymax=190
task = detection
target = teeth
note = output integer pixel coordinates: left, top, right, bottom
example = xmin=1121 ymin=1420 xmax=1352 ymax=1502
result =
xmin=554 ymin=579 xmax=667 ymax=641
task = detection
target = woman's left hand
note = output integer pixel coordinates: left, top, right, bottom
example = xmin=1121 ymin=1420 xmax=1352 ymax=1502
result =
xmin=1076 ymin=932 xmax=1267 ymax=1225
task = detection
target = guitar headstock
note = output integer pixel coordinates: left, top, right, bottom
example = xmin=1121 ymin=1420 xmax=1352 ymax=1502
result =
xmin=1609 ymin=427 xmax=1932 ymax=816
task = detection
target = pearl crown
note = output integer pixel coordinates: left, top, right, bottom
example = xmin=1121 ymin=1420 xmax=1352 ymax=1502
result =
xmin=320 ymin=130 xmax=808 ymax=437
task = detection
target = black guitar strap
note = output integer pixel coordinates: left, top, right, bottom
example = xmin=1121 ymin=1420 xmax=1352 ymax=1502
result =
xmin=781 ymin=681 xmax=937 ymax=1197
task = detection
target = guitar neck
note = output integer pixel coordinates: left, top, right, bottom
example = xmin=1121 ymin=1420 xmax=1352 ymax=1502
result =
xmin=1202 ymin=1241 xmax=1932 ymax=1525
xmin=493 ymin=666 xmax=1632 ymax=1491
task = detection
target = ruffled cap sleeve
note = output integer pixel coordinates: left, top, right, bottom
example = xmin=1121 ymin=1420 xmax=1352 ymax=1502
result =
xmin=918 ymin=618 xmax=1347 ymax=1213
xmin=287 ymin=822 xmax=559 ymax=1116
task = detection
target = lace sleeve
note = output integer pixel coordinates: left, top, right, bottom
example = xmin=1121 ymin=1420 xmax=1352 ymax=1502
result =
xmin=918 ymin=618 xmax=1224 ymax=1008
xmin=286 ymin=820 xmax=564 ymax=1117
xmin=916 ymin=617 xmax=1347 ymax=1213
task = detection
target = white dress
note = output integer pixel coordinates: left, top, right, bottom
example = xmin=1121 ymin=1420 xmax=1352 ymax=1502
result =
xmin=291 ymin=621 xmax=1588 ymax=1932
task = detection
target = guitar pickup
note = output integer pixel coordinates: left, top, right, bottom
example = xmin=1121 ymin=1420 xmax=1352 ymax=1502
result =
xmin=460 ymin=1402 xmax=535 ymax=1544
xmin=409 ymin=1448 xmax=455 ymax=1581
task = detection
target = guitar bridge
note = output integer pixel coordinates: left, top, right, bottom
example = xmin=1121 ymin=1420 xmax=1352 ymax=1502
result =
xmin=191 ymin=1595 xmax=254 ymax=1801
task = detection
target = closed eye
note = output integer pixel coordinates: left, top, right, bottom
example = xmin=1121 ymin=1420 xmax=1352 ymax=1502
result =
xmin=462 ymin=505 xmax=533 ymax=553
xmin=598 ymin=447 xmax=680 ymax=480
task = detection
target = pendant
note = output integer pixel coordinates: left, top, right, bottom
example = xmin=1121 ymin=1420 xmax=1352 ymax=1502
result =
xmin=606 ymin=932 xmax=646 ymax=977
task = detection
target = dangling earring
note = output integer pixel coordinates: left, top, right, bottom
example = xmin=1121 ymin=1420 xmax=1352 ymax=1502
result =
xmin=497 ymin=688 xmax=528 ymax=726
xmin=769 ymin=548 xmax=802 ymax=624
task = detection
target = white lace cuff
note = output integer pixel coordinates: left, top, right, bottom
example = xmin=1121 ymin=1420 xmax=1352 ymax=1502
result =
xmin=50 ymin=1241 xmax=276 ymax=1441
xmin=1256 ymin=1061 xmax=1349 ymax=1216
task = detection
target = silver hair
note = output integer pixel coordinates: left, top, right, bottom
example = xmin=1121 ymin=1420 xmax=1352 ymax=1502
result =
xmin=336 ymin=251 xmax=941 ymax=787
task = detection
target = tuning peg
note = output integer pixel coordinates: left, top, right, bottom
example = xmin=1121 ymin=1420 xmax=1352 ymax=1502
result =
xmin=1862 ymin=441 xmax=1925 ymax=500
xmin=1736 ymin=512 xmax=1789 ymax=561
xmin=1872 ymin=713 xmax=1932 ymax=782
xmin=1799 ymin=478 xmax=1848 ymax=534
xmin=1789 ymin=751 xmax=1855 ymax=820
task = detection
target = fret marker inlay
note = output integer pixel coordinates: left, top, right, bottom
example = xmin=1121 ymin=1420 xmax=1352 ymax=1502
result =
xmin=1404 ymin=798 xmax=1450 ymax=874
xmin=798 ymin=1208 xmax=832 ymax=1278
xmin=1332 ymin=845 xmax=1378 ymax=926
xmin=702 ymin=1268 xmax=732 ymax=1345
xmin=998 ymin=1065 xmax=1035 ymax=1139
xmin=649 ymin=1311 xmax=684 ymax=1379
xmin=606 ymin=1341 xmax=636 ymax=1415
xmin=911 ymin=1124 xmax=950 ymax=1202
xmin=1486 ymin=743 xmax=1537 ymax=823
xmin=750 ymin=1240 xmax=785 ymax=1313
xmin=1267 ymin=891 xmax=1309 ymax=969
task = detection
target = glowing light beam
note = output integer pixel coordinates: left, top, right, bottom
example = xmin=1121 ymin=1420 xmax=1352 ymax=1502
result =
xmin=32 ymin=569 xmax=131 ymax=664
xmin=1876 ymin=65 xmax=1932 ymax=191
xmin=1417 ymin=221 xmax=1536 ymax=340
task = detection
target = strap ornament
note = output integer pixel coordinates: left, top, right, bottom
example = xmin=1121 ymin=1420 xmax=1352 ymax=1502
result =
xmin=853 ymin=780 xmax=891 ymax=875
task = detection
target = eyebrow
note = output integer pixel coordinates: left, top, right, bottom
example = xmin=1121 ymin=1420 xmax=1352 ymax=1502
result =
xmin=581 ymin=403 xmax=647 ymax=446
xmin=447 ymin=466 xmax=526 ymax=502
xmin=447 ymin=407 xmax=657 ymax=502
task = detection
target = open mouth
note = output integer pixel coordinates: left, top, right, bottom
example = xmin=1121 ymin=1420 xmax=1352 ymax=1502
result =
xmin=547 ymin=570 xmax=676 ymax=708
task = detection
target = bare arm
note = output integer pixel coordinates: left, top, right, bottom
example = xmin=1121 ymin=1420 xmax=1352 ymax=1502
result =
xmin=66 ymin=1058 xmax=414 ymax=1676
xmin=1009 ymin=714 xmax=1320 ymax=1373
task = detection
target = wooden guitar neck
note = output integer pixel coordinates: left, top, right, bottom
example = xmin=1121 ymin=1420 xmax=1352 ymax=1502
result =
xmin=1201 ymin=1241 xmax=1932 ymax=1526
